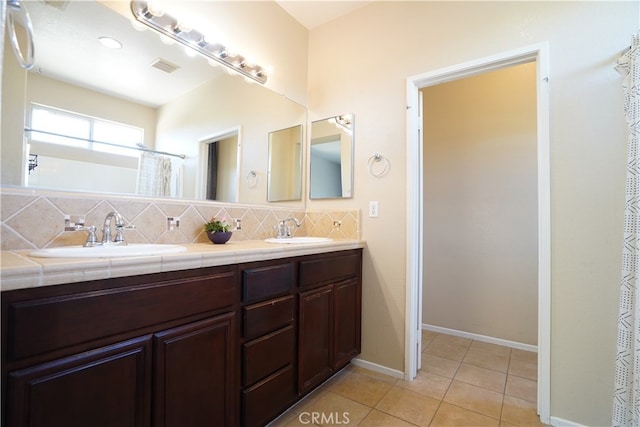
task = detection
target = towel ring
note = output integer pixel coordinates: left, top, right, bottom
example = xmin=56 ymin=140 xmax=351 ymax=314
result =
xmin=7 ymin=0 xmax=35 ymax=70
xmin=367 ymin=153 xmax=390 ymax=177
xmin=246 ymin=170 xmax=258 ymax=188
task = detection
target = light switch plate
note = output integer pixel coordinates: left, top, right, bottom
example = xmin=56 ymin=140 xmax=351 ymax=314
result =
xmin=368 ymin=201 xmax=379 ymax=218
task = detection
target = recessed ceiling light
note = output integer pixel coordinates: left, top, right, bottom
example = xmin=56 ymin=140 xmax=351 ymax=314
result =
xmin=98 ymin=36 xmax=122 ymax=49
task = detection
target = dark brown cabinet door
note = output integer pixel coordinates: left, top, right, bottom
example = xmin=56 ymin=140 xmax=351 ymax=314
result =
xmin=333 ymin=278 xmax=361 ymax=370
xmin=153 ymin=313 xmax=236 ymax=427
xmin=298 ymin=285 xmax=333 ymax=394
xmin=6 ymin=335 xmax=152 ymax=427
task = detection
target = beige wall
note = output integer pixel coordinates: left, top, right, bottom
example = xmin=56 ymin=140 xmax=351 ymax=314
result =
xmin=422 ymin=62 xmax=538 ymax=345
xmin=308 ymin=1 xmax=635 ymax=425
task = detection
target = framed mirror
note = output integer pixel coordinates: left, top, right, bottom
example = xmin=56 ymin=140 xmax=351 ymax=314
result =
xmin=1 ymin=0 xmax=307 ymax=206
xmin=267 ymin=125 xmax=303 ymax=202
xmin=309 ymin=114 xmax=354 ymax=199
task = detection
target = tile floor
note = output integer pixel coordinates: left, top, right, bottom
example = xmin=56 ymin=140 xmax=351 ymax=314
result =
xmin=269 ymin=331 xmax=547 ymax=426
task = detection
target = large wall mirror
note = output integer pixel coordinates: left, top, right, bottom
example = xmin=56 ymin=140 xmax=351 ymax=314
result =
xmin=309 ymin=114 xmax=354 ymax=199
xmin=1 ymin=0 xmax=306 ymax=205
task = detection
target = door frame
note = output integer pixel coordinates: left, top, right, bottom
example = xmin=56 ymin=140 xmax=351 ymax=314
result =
xmin=405 ymin=42 xmax=551 ymax=423
xmin=197 ymin=127 xmax=241 ymax=201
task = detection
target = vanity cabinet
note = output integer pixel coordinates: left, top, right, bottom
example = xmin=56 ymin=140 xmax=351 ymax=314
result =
xmin=239 ymin=260 xmax=297 ymax=427
xmin=298 ymin=251 xmax=362 ymax=395
xmin=1 ymin=247 xmax=363 ymax=427
xmin=1 ymin=266 xmax=238 ymax=427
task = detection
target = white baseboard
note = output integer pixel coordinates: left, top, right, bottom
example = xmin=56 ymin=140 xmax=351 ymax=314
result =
xmin=351 ymin=357 xmax=405 ymax=379
xmin=423 ymin=324 xmax=538 ymax=353
xmin=548 ymin=416 xmax=586 ymax=427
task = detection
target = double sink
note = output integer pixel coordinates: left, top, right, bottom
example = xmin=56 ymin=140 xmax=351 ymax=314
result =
xmin=29 ymin=237 xmax=333 ymax=258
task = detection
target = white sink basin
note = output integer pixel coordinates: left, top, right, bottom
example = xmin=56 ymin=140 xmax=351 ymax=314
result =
xmin=264 ymin=237 xmax=332 ymax=244
xmin=29 ymin=244 xmax=187 ymax=258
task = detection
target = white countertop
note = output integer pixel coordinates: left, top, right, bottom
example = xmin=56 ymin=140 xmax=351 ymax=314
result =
xmin=0 ymin=239 xmax=365 ymax=292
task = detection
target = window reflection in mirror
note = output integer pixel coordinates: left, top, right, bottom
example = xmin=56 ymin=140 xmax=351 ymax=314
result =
xmin=24 ymin=103 xmax=172 ymax=196
xmin=267 ymin=125 xmax=303 ymax=202
xmin=309 ymin=114 xmax=354 ymax=199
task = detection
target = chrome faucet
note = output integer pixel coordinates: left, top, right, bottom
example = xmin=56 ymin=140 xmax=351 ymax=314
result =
xmin=101 ymin=211 xmax=127 ymax=245
xmin=276 ymin=217 xmax=302 ymax=238
xmin=64 ymin=211 xmax=132 ymax=247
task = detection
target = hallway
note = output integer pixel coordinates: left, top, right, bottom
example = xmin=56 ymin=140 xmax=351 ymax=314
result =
xmin=270 ymin=331 xmax=545 ymax=426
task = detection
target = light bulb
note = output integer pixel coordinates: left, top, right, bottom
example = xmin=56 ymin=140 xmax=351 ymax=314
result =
xmin=175 ymin=22 xmax=192 ymax=34
xmin=145 ymin=2 xmax=164 ymax=17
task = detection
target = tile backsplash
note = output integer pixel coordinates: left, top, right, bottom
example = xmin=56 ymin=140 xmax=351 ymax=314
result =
xmin=0 ymin=189 xmax=360 ymax=250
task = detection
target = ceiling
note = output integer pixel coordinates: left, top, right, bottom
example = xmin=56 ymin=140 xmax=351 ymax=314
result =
xmin=275 ymin=1 xmax=373 ymax=29
xmin=27 ymin=1 xmax=231 ymax=107
xmin=23 ymin=1 xmax=373 ymax=108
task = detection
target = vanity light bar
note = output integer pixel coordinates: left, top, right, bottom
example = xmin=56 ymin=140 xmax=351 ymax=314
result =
xmin=130 ymin=1 xmax=268 ymax=84
xmin=332 ymin=114 xmax=353 ymax=133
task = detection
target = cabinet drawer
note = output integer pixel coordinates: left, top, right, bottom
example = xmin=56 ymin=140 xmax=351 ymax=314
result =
xmin=299 ymin=251 xmax=361 ymax=289
xmin=243 ymin=325 xmax=295 ymax=387
xmin=243 ymin=295 xmax=294 ymax=340
xmin=242 ymin=262 xmax=294 ymax=303
xmin=6 ymin=269 xmax=237 ymax=361
xmin=242 ymin=365 xmax=296 ymax=427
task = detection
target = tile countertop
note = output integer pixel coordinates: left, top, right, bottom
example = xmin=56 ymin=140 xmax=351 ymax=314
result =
xmin=0 ymin=239 xmax=366 ymax=292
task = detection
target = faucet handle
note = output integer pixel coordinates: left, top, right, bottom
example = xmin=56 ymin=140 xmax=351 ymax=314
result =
xmin=76 ymin=225 xmax=98 ymax=247
xmin=113 ymin=224 xmax=135 ymax=244
xmin=64 ymin=215 xmax=86 ymax=231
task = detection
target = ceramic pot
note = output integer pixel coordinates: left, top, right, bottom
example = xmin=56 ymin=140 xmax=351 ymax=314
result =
xmin=207 ymin=231 xmax=232 ymax=244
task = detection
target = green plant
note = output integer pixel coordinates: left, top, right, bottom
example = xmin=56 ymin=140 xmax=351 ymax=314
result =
xmin=204 ymin=217 xmax=231 ymax=233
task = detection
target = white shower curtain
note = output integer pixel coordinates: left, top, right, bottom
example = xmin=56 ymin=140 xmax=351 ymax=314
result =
xmin=613 ymin=32 xmax=640 ymax=427
xmin=137 ymin=152 xmax=172 ymax=197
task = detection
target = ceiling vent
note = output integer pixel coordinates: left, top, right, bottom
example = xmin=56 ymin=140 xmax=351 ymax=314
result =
xmin=151 ymin=58 xmax=180 ymax=74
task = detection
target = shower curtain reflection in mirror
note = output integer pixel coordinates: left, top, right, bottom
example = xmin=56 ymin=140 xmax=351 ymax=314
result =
xmin=137 ymin=152 xmax=172 ymax=197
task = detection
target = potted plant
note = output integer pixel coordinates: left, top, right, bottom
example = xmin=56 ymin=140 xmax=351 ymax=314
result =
xmin=204 ymin=217 xmax=232 ymax=244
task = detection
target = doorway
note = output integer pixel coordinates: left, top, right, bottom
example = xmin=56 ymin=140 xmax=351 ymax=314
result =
xmin=422 ymin=62 xmax=538 ymax=347
xmin=405 ymin=43 xmax=550 ymax=423
xmin=198 ymin=128 xmax=240 ymax=202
